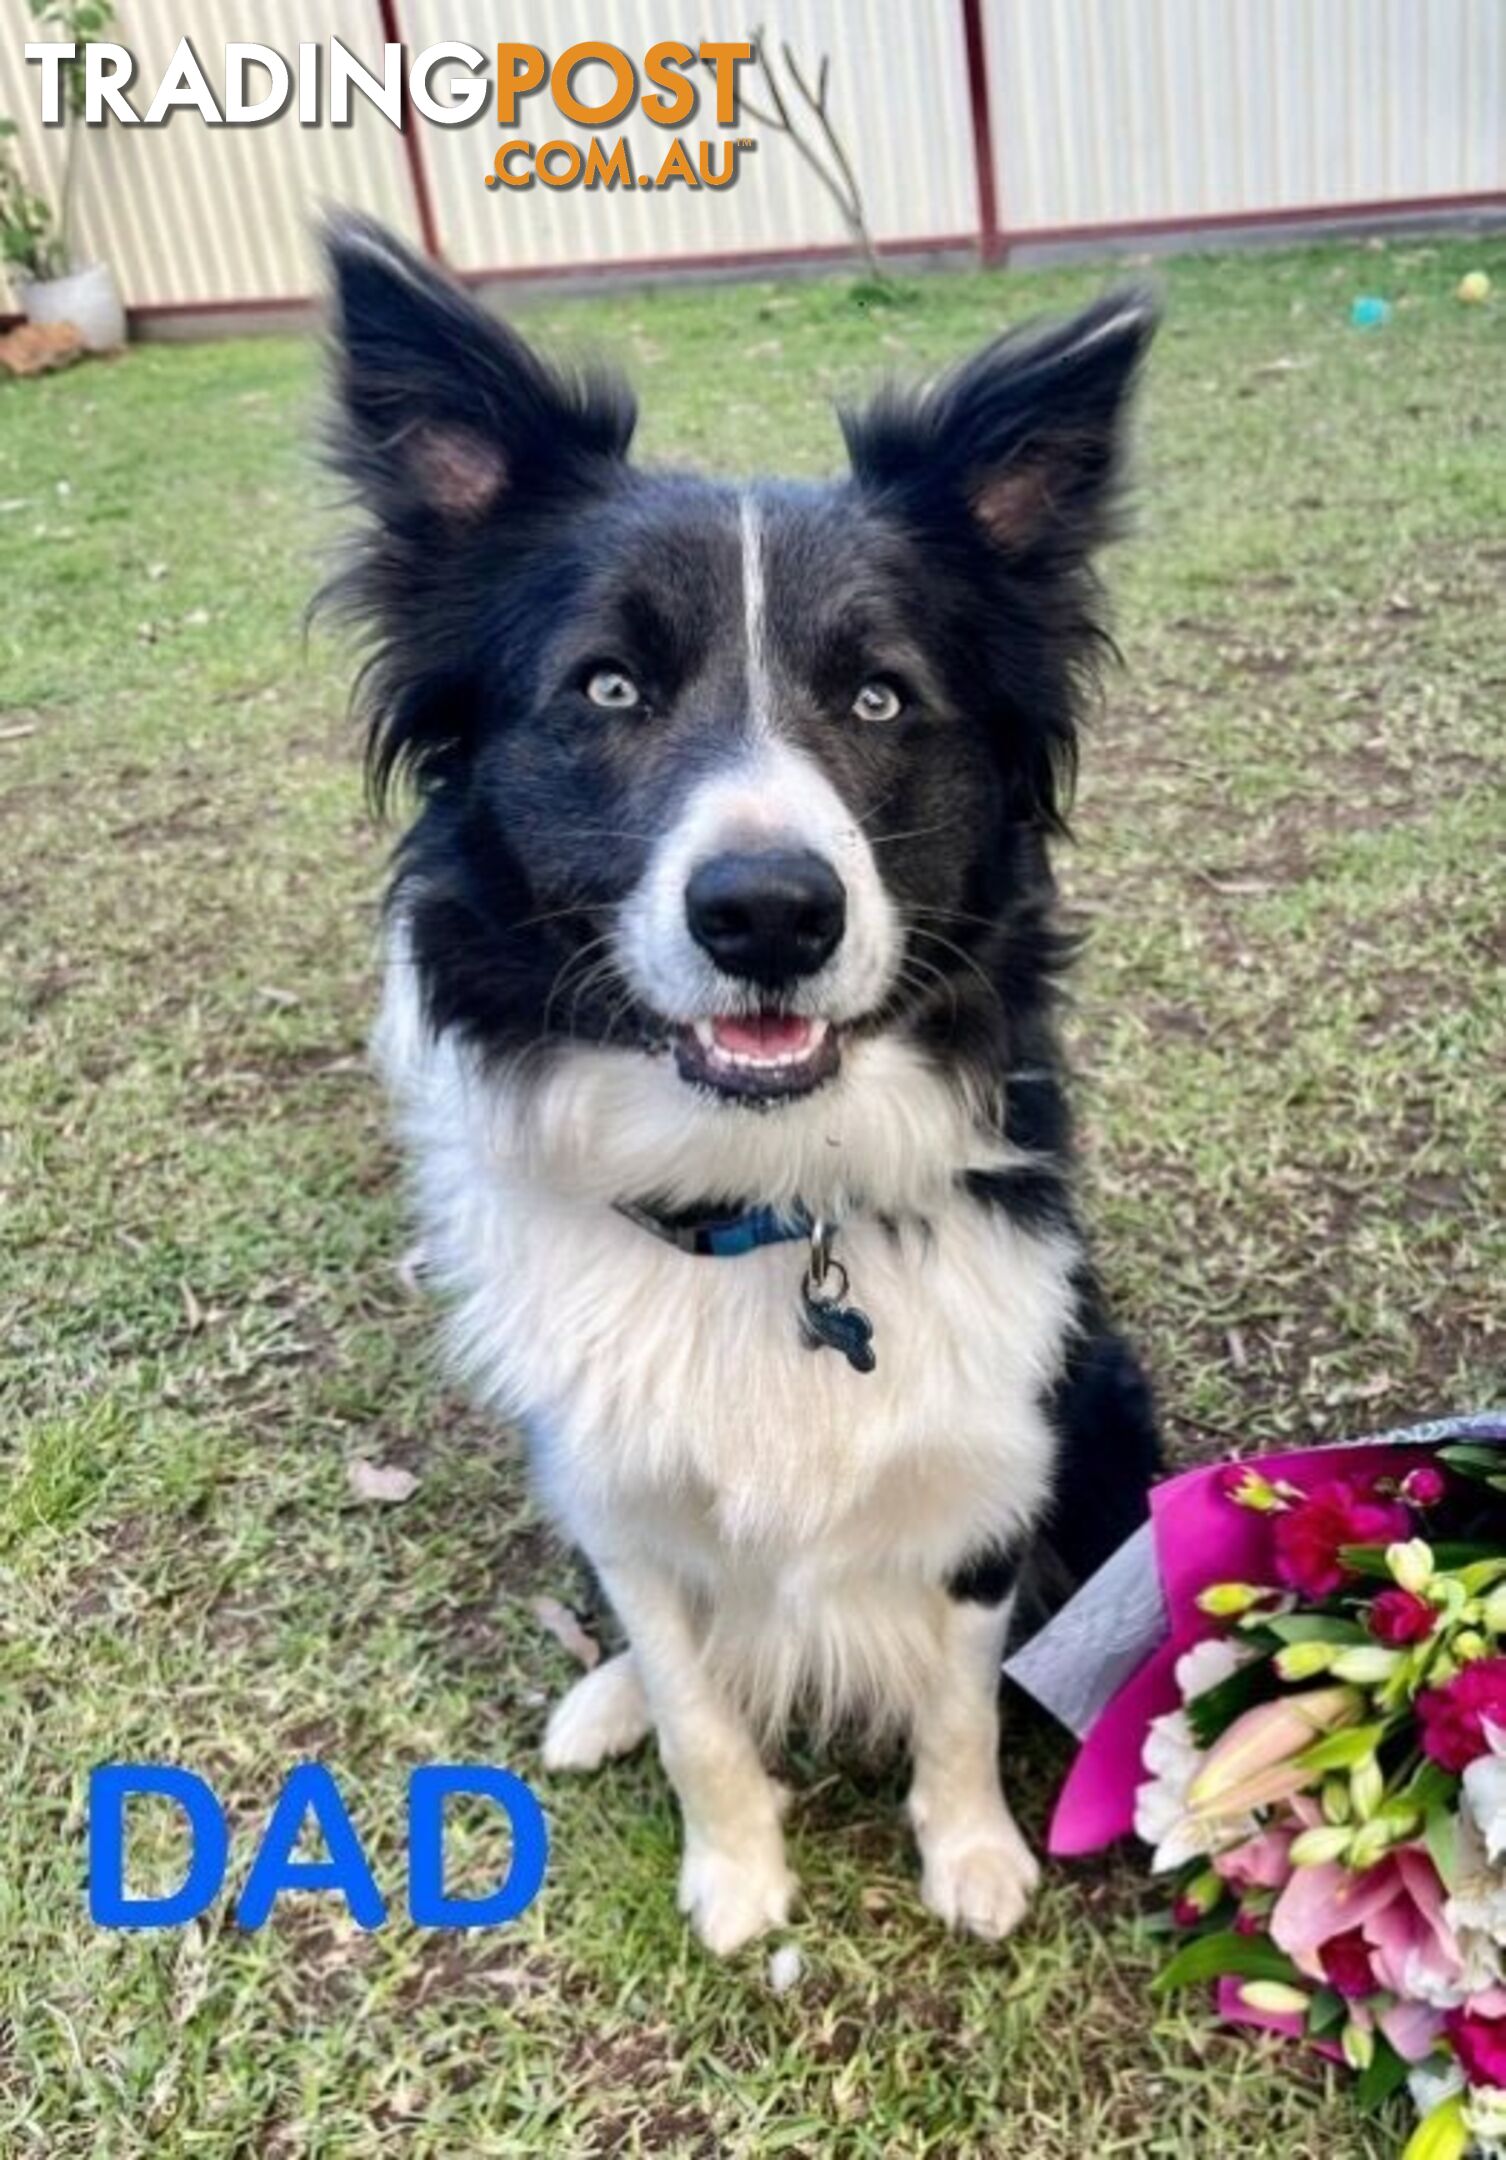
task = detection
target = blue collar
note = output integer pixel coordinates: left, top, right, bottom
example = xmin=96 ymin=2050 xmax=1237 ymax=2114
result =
xmin=614 ymin=1198 xmax=814 ymax=1258
xmin=614 ymin=1198 xmax=878 ymax=1373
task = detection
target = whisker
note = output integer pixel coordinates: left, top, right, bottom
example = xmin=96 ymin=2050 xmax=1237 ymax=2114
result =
xmin=893 ymin=954 xmax=960 ymax=1025
xmin=906 ymin=924 xmax=1004 ymax=1010
xmin=853 ymin=788 xmax=901 ymax=833
xmin=541 ymin=931 xmax=619 ymax=1033
xmin=904 ymin=902 xmax=1008 ymax=937
xmin=867 ymin=818 xmax=966 ymax=850
xmin=564 ymin=953 xmax=628 ymax=1040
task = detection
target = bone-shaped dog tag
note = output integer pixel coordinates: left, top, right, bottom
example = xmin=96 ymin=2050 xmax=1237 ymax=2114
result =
xmin=798 ymin=1225 xmax=876 ymax=1375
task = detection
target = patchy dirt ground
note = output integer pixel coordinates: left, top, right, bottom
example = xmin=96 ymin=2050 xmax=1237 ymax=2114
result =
xmin=2 ymin=237 xmax=1502 ymax=2157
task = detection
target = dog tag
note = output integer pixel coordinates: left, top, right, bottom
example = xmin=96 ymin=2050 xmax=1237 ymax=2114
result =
xmin=799 ymin=1224 xmax=876 ymax=1375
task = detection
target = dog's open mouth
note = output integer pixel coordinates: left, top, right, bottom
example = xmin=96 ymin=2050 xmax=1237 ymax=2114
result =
xmin=673 ymin=1013 xmax=841 ymax=1101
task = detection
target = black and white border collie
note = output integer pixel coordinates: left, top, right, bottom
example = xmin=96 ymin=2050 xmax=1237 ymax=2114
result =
xmin=325 ymin=220 xmax=1161 ymax=1955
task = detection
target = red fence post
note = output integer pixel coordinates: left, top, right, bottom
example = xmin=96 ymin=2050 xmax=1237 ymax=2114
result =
xmin=960 ymin=0 xmax=1005 ymax=263
xmin=377 ymin=0 xmax=445 ymax=261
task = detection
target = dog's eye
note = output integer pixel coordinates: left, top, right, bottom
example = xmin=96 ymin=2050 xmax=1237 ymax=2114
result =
xmin=585 ymin=668 xmax=641 ymax=711
xmin=851 ymin=680 xmax=904 ymax=724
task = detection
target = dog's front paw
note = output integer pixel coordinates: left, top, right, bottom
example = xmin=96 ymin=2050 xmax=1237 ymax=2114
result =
xmin=542 ymin=1653 xmax=651 ymax=1772
xmin=678 ymin=1832 xmax=796 ymax=1956
xmin=918 ymin=1814 xmax=1040 ymax=1942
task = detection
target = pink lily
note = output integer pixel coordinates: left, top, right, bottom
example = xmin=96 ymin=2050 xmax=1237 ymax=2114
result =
xmin=1379 ymin=1998 xmax=1449 ymax=2063
xmin=1368 ymin=1848 xmax=1463 ymax=2002
xmin=1188 ymin=1687 xmax=1361 ymax=1817
xmin=1213 ymin=1827 xmax=1296 ymax=1890
xmin=1271 ymin=1846 xmax=1464 ymax=2027
xmin=1271 ymin=1859 xmax=1405 ymax=1973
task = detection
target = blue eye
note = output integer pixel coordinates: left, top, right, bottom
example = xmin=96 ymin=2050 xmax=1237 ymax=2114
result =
xmin=586 ymin=669 xmax=641 ymax=710
xmin=852 ymin=681 xmax=903 ymax=723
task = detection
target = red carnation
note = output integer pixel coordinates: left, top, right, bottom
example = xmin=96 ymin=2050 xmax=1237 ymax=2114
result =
xmin=1320 ymin=1929 xmax=1377 ymax=2001
xmin=1400 ymin=1465 xmax=1447 ymax=1507
xmin=1370 ymin=1588 xmax=1438 ymax=1646
xmin=1417 ymin=1658 xmax=1506 ymax=1772
xmin=1447 ymin=2006 xmax=1506 ymax=2088
xmin=1270 ymin=1480 xmax=1412 ymax=1600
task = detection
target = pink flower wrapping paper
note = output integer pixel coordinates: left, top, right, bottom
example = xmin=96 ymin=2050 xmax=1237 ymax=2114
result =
xmin=1046 ymin=1431 xmax=1451 ymax=1857
xmin=1011 ymin=1411 xmax=1506 ymax=2156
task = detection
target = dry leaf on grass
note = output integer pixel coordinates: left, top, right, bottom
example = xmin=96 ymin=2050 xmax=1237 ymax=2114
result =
xmin=347 ymin=1457 xmax=419 ymax=1504
xmin=531 ymin=1596 xmax=601 ymax=1670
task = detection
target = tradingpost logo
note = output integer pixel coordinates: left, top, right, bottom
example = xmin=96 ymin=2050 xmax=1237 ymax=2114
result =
xmin=22 ymin=35 xmax=758 ymax=193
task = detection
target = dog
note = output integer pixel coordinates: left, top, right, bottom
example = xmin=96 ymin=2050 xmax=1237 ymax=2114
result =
xmin=324 ymin=218 xmax=1161 ymax=1955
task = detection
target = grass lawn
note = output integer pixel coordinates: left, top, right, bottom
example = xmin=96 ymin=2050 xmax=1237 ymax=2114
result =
xmin=2 ymin=233 xmax=1503 ymax=2158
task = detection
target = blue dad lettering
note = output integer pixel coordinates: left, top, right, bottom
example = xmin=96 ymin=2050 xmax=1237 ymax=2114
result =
xmin=88 ymin=1763 xmax=549 ymax=1929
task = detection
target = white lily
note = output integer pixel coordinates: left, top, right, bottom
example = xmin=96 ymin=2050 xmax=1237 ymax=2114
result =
xmin=1465 ymin=2086 xmax=1506 ymax=2158
xmin=1176 ymin=1637 xmax=1247 ymax=1701
xmin=1134 ymin=1639 xmax=1251 ymax=1873
xmin=1464 ymin=1721 xmax=1506 ymax=1866
xmin=1408 ymin=2058 xmax=1465 ymax=2122
xmin=1443 ymin=1807 xmax=1506 ymax=1985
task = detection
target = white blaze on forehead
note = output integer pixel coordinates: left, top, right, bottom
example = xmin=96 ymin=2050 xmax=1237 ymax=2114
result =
xmin=740 ymin=492 xmax=772 ymax=739
xmin=615 ymin=496 xmax=902 ymax=1031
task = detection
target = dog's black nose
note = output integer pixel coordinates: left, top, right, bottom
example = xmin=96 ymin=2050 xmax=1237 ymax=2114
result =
xmin=685 ymin=849 xmax=846 ymax=985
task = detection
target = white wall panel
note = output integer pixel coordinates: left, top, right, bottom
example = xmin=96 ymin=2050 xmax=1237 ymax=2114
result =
xmin=985 ymin=0 xmax=1505 ymax=234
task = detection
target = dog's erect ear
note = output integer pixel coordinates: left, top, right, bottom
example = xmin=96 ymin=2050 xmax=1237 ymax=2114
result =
xmin=324 ymin=216 xmax=635 ymax=528
xmin=842 ymin=288 xmax=1157 ymax=560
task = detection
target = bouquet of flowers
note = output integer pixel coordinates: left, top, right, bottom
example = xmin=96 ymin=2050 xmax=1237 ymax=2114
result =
xmin=1007 ymin=1413 xmax=1506 ymax=2160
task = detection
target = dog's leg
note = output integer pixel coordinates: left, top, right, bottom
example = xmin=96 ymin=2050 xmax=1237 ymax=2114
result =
xmin=543 ymin=1651 xmax=652 ymax=1772
xmin=595 ymin=1555 xmax=796 ymax=1956
xmin=906 ymin=1592 xmax=1039 ymax=1941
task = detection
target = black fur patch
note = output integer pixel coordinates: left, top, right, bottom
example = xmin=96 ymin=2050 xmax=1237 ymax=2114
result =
xmin=945 ymin=1543 xmax=1022 ymax=1606
xmin=948 ymin=1324 xmax=1161 ymax=1620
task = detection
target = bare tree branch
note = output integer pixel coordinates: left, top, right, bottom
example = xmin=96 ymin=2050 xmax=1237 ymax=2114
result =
xmin=731 ymin=27 xmax=884 ymax=284
xmin=779 ymin=40 xmax=871 ymax=262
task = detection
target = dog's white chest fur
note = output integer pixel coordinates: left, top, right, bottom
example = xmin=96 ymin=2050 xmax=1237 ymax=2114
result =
xmin=378 ymin=955 xmax=1076 ymax=1729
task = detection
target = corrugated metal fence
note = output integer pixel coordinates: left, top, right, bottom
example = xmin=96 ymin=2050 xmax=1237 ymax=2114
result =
xmin=1 ymin=0 xmax=1502 ymax=320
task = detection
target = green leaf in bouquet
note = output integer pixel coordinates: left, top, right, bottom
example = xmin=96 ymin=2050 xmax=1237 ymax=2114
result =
xmin=1402 ymin=1761 xmax=1459 ymax=1813
xmin=1341 ymin=1541 xmax=1496 ymax=1579
xmin=1354 ymin=2035 xmax=1410 ymax=2112
xmin=1431 ymin=1543 xmax=1499 ymax=1568
xmin=1306 ymin=1986 xmax=1347 ymax=2037
xmin=1439 ymin=1444 xmax=1506 ymax=1475
xmin=1151 ymin=1930 xmax=1302 ymax=1995
xmin=1425 ymin=1802 xmax=1459 ymax=1891
xmin=1265 ymin=1614 xmax=1374 ymax=1646
xmin=1184 ymin=1659 xmax=1276 ymax=1749
xmin=1338 ymin=1544 xmax=1400 ymax=1580
xmin=1457 ymin=1558 xmax=1506 ymax=1594
xmin=1295 ymin=1721 xmax=1390 ymax=1773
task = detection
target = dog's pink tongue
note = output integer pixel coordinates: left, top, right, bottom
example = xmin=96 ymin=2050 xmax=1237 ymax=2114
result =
xmin=711 ymin=1014 xmax=813 ymax=1059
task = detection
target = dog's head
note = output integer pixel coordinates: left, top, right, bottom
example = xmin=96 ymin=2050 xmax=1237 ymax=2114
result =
xmin=327 ymin=222 xmax=1153 ymax=1149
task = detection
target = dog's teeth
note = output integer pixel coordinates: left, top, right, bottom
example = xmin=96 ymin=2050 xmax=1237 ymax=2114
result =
xmin=681 ymin=1014 xmax=837 ymax=1092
